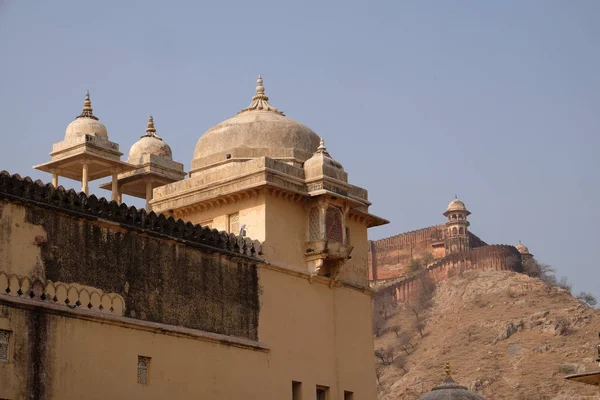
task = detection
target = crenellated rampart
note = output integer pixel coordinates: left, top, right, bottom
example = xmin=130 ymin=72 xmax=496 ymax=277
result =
xmin=374 ymin=245 xmax=522 ymax=304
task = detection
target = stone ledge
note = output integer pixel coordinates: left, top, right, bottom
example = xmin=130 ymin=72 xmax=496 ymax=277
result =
xmin=0 ymin=294 xmax=270 ymax=352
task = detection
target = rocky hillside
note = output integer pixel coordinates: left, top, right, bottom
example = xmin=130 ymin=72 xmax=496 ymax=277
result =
xmin=373 ymin=270 xmax=600 ymax=400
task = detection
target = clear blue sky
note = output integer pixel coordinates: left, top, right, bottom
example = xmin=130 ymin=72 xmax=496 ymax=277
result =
xmin=1 ymin=1 xmax=598 ymax=297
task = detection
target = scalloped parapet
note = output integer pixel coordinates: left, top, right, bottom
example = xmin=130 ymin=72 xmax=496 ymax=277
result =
xmin=0 ymin=170 xmax=262 ymax=259
xmin=0 ymin=272 xmax=125 ymax=316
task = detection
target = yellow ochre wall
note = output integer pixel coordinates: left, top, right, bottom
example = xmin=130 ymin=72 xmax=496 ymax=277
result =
xmin=0 ymin=199 xmax=378 ymax=400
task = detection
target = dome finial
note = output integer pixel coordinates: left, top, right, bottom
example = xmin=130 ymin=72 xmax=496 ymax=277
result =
xmin=256 ymin=74 xmax=265 ymax=96
xmin=239 ymin=74 xmax=285 ymax=116
xmin=142 ymin=115 xmax=162 ymax=140
xmin=77 ymin=90 xmax=98 ymax=120
xmin=445 ymin=361 xmax=452 ymax=376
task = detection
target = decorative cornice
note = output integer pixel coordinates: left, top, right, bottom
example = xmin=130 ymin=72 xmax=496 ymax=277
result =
xmin=238 ymin=75 xmax=285 ymax=116
xmin=0 ymin=171 xmax=262 ymax=259
xmin=76 ymin=91 xmax=99 ymax=120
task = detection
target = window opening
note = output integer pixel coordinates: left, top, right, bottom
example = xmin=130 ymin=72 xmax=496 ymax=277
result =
xmin=325 ymin=207 xmax=343 ymax=243
xmin=228 ymin=213 xmax=239 ymax=235
xmin=292 ymin=381 xmax=302 ymax=400
xmin=0 ymin=331 xmax=9 ymax=362
xmin=344 ymin=391 xmax=354 ymax=400
xmin=316 ymin=386 xmax=329 ymax=400
xmin=309 ymin=207 xmax=320 ymax=241
xmin=137 ymin=356 xmax=151 ymax=385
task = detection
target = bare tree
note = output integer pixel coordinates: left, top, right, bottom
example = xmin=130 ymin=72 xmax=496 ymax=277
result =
xmin=407 ymin=274 xmax=436 ymax=321
xmin=375 ymin=346 xmax=395 ymax=366
xmin=375 ymin=364 xmax=384 ymax=385
xmin=577 ymin=292 xmax=597 ymax=307
xmin=416 ymin=322 xmax=426 ymax=338
xmin=397 ymin=331 xmax=414 ymax=355
xmin=421 ymin=251 xmax=435 ymax=267
xmin=393 ymin=354 xmax=409 ymax=373
xmin=408 ymin=258 xmax=422 ymax=274
xmin=372 ymin=310 xmax=386 ymax=337
xmin=390 ymin=325 xmax=401 ymax=338
xmin=557 ymin=276 xmax=572 ymax=293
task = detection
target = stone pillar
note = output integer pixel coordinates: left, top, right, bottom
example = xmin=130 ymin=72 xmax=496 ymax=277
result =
xmin=111 ymin=171 xmax=119 ymax=202
xmin=118 ymin=186 xmax=123 ymax=204
xmin=81 ymin=163 xmax=89 ymax=195
xmin=145 ymin=181 xmax=153 ymax=211
xmin=51 ymin=172 xmax=58 ymax=187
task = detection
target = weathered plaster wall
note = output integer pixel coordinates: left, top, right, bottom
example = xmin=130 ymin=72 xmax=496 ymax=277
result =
xmin=0 ymin=172 xmax=378 ymax=400
xmin=339 ymin=217 xmax=370 ymax=287
xmin=0 ymin=173 xmax=261 ymax=340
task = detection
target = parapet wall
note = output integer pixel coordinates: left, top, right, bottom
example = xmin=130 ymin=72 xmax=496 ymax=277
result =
xmin=368 ymin=225 xmax=487 ymax=281
xmin=374 ymin=245 xmax=522 ymax=304
xmin=0 ymin=171 xmax=262 ymax=340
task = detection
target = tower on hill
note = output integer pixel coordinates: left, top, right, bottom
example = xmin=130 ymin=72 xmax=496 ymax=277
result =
xmin=443 ymin=198 xmax=471 ymax=256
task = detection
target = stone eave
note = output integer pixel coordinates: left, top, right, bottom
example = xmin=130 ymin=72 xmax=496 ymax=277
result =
xmin=34 ymin=153 xmax=135 ymax=181
xmin=50 ymin=139 xmax=123 ymax=158
xmin=348 ymin=208 xmax=389 ymax=228
xmin=151 ymin=158 xmax=308 ymax=212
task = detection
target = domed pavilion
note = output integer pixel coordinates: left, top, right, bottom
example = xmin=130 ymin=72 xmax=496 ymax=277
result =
xmin=98 ymin=116 xmax=185 ymax=210
xmin=152 ymin=75 xmax=388 ymax=282
xmin=34 ymin=92 xmax=134 ymax=198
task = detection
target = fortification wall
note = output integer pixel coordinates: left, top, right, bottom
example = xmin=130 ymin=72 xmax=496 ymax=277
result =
xmin=368 ymin=225 xmax=487 ymax=281
xmin=0 ymin=171 xmax=261 ymax=340
xmin=374 ymin=245 xmax=522 ymax=304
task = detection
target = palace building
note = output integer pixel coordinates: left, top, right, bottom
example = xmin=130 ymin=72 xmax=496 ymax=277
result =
xmin=0 ymin=76 xmax=387 ymax=399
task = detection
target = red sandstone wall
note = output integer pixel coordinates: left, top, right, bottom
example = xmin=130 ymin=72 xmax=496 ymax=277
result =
xmin=373 ymin=245 xmax=522 ymax=304
xmin=368 ymin=226 xmax=487 ymax=282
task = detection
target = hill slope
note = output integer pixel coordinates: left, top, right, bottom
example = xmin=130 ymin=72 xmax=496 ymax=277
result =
xmin=374 ymin=270 xmax=600 ymax=400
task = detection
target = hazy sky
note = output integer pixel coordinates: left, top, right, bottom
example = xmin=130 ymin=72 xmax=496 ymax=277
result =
xmin=1 ymin=1 xmax=598 ymax=297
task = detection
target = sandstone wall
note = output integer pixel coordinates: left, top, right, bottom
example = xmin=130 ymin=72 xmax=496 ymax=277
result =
xmin=368 ymin=225 xmax=487 ymax=282
xmin=374 ymin=245 xmax=522 ymax=304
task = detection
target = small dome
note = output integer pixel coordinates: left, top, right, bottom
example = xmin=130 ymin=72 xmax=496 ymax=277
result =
xmin=192 ymin=75 xmax=320 ymax=168
xmin=128 ymin=116 xmax=173 ymax=164
xmin=516 ymin=242 xmax=530 ymax=255
xmin=65 ymin=92 xmax=108 ymax=139
xmin=418 ymin=375 xmax=487 ymax=400
xmin=304 ymin=138 xmax=344 ymax=171
xmin=447 ymin=199 xmax=467 ymax=212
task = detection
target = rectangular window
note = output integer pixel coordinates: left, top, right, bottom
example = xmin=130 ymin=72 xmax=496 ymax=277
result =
xmin=137 ymin=356 xmax=151 ymax=385
xmin=0 ymin=330 xmax=9 ymax=362
xmin=316 ymin=386 xmax=329 ymax=400
xmin=292 ymin=381 xmax=302 ymax=400
xmin=228 ymin=212 xmax=240 ymax=235
xmin=344 ymin=391 xmax=354 ymax=400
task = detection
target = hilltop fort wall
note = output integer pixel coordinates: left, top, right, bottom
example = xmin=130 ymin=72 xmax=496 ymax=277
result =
xmin=373 ymin=245 xmax=522 ymax=304
xmin=368 ymin=225 xmax=487 ymax=282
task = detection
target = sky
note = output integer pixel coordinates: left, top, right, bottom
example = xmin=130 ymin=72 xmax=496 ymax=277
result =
xmin=0 ymin=1 xmax=598 ymax=297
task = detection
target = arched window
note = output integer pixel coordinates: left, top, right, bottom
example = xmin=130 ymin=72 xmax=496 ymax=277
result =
xmin=0 ymin=331 xmax=9 ymax=362
xmin=309 ymin=207 xmax=321 ymax=241
xmin=452 ymin=214 xmax=457 ymax=220
xmin=137 ymin=356 xmax=150 ymax=385
xmin=452 ymin=227 xmax=458 ymax=236
xmin=459 ymin=227 xmax=464 ymax=234
xmin=326 ymin=206 xmax=344 ymax=243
